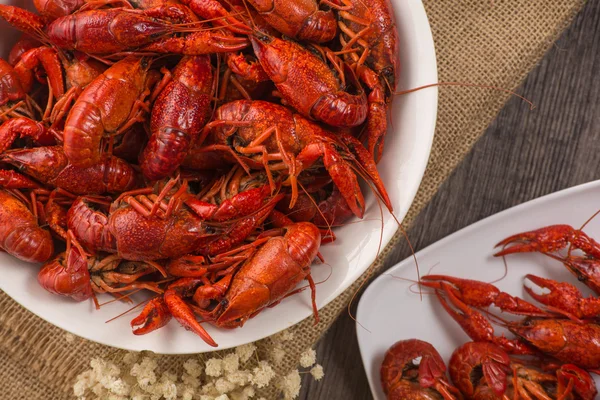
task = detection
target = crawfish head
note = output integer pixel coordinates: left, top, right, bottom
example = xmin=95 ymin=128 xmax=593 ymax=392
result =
xmin=509 ymin=318 xmax=600 ymax=369
xmin=2 ymin=146 xmax=68 ymax=184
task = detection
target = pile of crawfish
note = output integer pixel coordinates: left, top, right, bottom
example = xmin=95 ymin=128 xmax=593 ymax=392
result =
xmin=0 ymin=0 xmax=399 ymax=346
xmin=381 ymin=224 xmax=600 ymax=399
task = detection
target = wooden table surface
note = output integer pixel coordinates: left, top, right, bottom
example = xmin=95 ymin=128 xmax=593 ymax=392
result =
xmin=299 ymin=1 xmax=600 ymax=398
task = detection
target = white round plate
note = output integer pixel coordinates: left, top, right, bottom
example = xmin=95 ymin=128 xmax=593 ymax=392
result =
xmin=0 ymin=0 xmax=438 ymax=353
xmin=357 ymin=180 xmax=600 ymax=399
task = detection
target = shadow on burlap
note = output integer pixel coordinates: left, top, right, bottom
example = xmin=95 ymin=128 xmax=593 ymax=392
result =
xmin=0 ymin=0 xmax=585 ymax=398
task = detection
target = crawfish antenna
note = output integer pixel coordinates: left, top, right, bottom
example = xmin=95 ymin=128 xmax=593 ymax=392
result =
xmin=395 ymin=82 xmax=536 ymax=111
xmin=578 ymin=207 xmax=600 ymax=231
xmin=105 ymin=297 xmax=153 ymax=323
xmin=297 ymin=180 xmax=335 ymax=245
xmin=350 ymin=162 xmax=421 ymax=297
xmin=238 ymin=0 xmax=258 ymax=32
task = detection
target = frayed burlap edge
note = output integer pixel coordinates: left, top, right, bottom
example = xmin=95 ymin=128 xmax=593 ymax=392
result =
xmin=0 ymin=0 xmax=586 ymax=398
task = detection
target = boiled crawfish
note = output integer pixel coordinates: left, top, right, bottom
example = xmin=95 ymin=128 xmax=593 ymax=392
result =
xmin=63 ymin=56 xmax=158 ymax=168
xmin=449 ymin=341 xmax=597 ymax=400
xmin=131 ymin=221 xmax=322 ymax=347
xmin=2 ymin=146 xmax=139 ymax=195
xmin=0 ymin=189 xmax=53 ymax=263
xmin=496 ymin=224 xmax=600 ymax=294
xmin=139 ymin=55 xmax=214 ymax=181
xmin=380 ymin=339 xmax=462 ymax=400
xmin=200 ymin=100 xmax=391 ymax=218
xmin=38 ymin=231 xmax=164 ymax=302
xmin=423 ymin=274 xmax=600 ymax=369
xmin=67 ymin=178 xmax=281 ymax=260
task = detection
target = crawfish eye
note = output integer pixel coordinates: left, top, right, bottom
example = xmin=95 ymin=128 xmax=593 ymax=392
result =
xmin=578 ymin=274 xmax=587 ymax=282
xmin=255 ymin=32 xmax=273 ymax=44
xmin=522 ymin=318 xmax=534 ymax=326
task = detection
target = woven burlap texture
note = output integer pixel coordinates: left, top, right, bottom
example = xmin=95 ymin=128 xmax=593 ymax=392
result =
xmin=0 ymin=1 xmax=585 ymax=398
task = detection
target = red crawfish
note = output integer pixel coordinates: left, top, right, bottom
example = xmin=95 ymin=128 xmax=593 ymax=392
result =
xmin=2 ymin=44 xmax=106 ymax=127
xmin=45 ymin=5 xmax=249 ymax=55
xmin=380 ymin=339 xmax=462 ymax=400
xmin=38 ymin=232 xmax=165 ymax=302
xmin=332 ymin=0 xmax=399 ymax=90
xmin=449 ymin=341 xmax=597 ymax=400
xmin=62 ymin=56 xmax=159 ymax=168
xmin=200 ymin=100 xmax=391 ymax=219
xmin=243 ymin=0 xmax=337 ymax=43
xmin=5 ymin=36 xmax=105 ymax=96
xmin=425 ymin=275 xmax=600 ymax=369
xmin=496 ymin=224 xmax=600 ymax=294
xmin=131 ymin=221 xmax=322 ymax=347
xmin=420 ymin=275 xmax=547 ymax=355
xmin=1 ymin=146 xmax=139 ymax=195
xmin=67 ymin=180 xmax=282 ymax=260
xmin=249 ymin=33 xmax=368 ymax=128
xmin=0 ymin=189 xmax=53 ymax=263
xmin=186 ymin=0 xmax=337 ymax=42
xmin=139 ymin=55 xmax=214 ymax=181
xmin=327 ymin=0 xmax=399 ymax=161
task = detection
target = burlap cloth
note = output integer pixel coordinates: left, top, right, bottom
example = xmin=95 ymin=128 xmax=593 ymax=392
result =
xmin=0 ymin=1 xmax=586 ymax=398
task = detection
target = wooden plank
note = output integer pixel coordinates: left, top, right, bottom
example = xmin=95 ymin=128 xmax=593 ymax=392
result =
xmin=300 ymin=1 xmax=600 ymax=398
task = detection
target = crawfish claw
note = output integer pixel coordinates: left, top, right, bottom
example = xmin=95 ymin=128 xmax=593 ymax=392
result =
xmin=557 ymin=364 xmax=598 ymax=400
xmin=423 ymin=274 xmax=548 ymax=317
xmin=434 ymin=283 xmax=495 ymax=343
xmin=494 ymin=225 xmax=576 ymax=256
xmin=131 ymin=297 xmax=172 ymax=335
xmin=164 ymin=288 xmax=217 ymax=347
xmin=523 ymin=274 xmax=575 ymax=305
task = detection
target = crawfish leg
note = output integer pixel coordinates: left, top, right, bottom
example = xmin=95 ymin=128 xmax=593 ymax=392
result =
xmin=202 ymin=195 xmax=283 ymax=256
xmin=234 ymin=125 xmax=294 ymax=195
xmin=50 ymin=86 xmax=81 ymax=128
